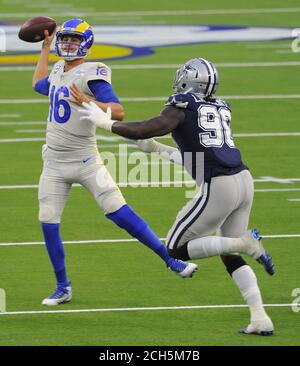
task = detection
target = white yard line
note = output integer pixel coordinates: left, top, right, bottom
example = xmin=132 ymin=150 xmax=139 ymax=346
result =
xmin=0 ymin=181 xmax=196 ymax=189
xmin=155 ymin=132 xmax=300 ymax=139
xmin=0 ymin=99 xmax=47 ymax=104
xmin=1 ymin=94 xmax=300 ymax=105
xmin=0 ymin=121 xmax=45 ymax=126
xmin=234 ymin=132 xmax=300 ymax=137
xmin=0 ymin=114 xmax=20 ymax=118
xmin=1 ymin=7 xmax=300 ymax=18
xmin=15 ymin=129 xmax=45 ymax=133
xmin=1 ymin=173 xmax=300 ymax=191
xmin=263 ymin=234 xmax=300 ymax=238
xmin=112 ymin=61 xmax=300 ymax=69
xmin=0 ymin=234 xmax=299 ymax=247
xmin=246 ymin=44 xmax=290 ymax=49
xmin=256 ymin=176 xmax=300 ymax=184
xmin=0 ymin=238 xmax=140 ymax=247
xmin=0 ymin=182 xmax=300 ymax=192
xmin=0 ymin=303 xmax=295 ymax=316
xmin=254 ymin=188 xmax=300 ymax=192
xmin=2 ymin=131 xmax=300 ymax=143
xmin=1 ymin=61 xmax=300 ymax=72
xmin=0 ymin=137 xmax=45 ymax=142
xmin=276 ymin=50 xmax=294 ymax=54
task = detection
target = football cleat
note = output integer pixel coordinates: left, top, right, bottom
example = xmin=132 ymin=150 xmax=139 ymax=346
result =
xmin=42 ymin=284 xmax=72 ymax=306
xmin=242 ymin=229 xmax=275 ymax=276
xmin=240 ymin=316 xmax=274 ymax=336
xmin=168 ymin=258 xmax=198 ymax=278
xmin=257 ymin=252 xmax=275 ymax=276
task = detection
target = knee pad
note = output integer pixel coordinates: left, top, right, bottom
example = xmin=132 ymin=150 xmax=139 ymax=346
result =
xmin=39 ymin=203 xmax=59 ymax=223
xmin=167 ymin=243 xmax=190 ymax=261
xmin=221 ymin=255 xmax=248 ymax=276
xmin=100 ymin=188 xmax=126 ymax=214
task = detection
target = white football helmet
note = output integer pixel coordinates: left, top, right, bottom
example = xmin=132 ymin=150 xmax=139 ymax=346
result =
xmin=173 ymin=58 xmax=219 ymax=96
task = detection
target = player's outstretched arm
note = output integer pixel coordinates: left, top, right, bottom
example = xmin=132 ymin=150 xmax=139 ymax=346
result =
xmin=80 ymin=101 xmax=184 ymax=138
xmin=134 ymin=139 xmax=183 ymax=165
xmin=70 ymin=83 xmax=125 ymax=121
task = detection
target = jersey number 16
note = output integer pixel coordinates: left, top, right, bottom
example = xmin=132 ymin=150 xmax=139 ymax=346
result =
xmin=48 ymin=86 xmax=71 ymax=124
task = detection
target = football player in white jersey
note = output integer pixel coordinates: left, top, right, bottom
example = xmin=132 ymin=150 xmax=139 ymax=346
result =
xmin=80 ymin=58 xmax=275 ymax=336
xmin=33 ymin=19 xmax=197 ymax=306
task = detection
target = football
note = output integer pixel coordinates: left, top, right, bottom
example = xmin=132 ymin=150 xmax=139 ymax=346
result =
xmin=18 ymin=16 xmax=57 ymax=43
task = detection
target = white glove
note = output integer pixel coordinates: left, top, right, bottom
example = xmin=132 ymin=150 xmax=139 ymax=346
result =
xmin=79 ymin=102 xmax=115 ymax=132
xmin=135 ymin=138 xmax=183 ymax=165
xmin=136 ymin=138 xmax=160 ymax=153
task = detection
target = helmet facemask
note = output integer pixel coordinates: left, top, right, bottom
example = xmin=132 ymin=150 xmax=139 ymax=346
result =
xmin=56 ymin=34 xmax=82 ymax=60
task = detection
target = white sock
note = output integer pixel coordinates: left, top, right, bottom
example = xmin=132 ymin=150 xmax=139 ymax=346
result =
xmin=187 ymin=236 xmax=245 ymax=259
xmin=232 ymin=265 xmax=267 ymax=322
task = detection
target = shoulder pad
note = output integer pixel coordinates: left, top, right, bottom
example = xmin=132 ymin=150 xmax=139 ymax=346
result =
xmin=87 ymin=61 xmax=111 ymax=74
xmin=84 ymin=62 xmax=112 ymax=84
xmin=165 ymin=93 xmax=194 ymax=109
xmin=216 ymin=98 xmax=231 ymax=111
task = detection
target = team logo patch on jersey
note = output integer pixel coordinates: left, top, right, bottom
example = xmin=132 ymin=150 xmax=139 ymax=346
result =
xmin=74 ymin=69 xmax=85 ymax=76
xmin=0 ymin=24 xmax=294 ymax=65
xmin=53 ymin=63 xmax=63 ymax=74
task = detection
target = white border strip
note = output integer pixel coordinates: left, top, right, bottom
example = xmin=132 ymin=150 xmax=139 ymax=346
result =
xmin=0 ymin=303 xmax=294 ymax=316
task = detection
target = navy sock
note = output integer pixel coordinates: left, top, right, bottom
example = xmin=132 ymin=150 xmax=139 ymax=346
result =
xmin=106 ymin=205 xmax=172 ymax=265
xmin=41 ymin=223 xmax=69 ymax=287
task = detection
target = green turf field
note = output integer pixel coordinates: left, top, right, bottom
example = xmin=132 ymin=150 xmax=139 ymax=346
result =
xmin=0 ymin=0 xmax=300 ymax=346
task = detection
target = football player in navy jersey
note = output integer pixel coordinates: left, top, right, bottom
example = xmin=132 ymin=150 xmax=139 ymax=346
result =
xmin=81 ymin=58 xmax=275 ymax=336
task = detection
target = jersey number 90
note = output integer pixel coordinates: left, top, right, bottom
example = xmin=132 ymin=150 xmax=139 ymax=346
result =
xmin=48 ymin=86 xmax=71 ymax=124
xmin=198 ymin=105 xmax=235 ymax=148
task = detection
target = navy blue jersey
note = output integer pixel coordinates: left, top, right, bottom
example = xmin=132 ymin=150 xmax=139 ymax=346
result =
xmin=165 ymin=93 xmax=248 ymax=182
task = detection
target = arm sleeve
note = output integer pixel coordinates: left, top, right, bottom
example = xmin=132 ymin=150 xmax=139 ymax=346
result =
xmin=34 ymin=77 xmax=50 ymax=96
xmin=88 ymin=79 xmax=120 ymax=104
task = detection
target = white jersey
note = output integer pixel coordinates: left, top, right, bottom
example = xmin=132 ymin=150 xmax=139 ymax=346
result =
xmin=46 ymin=60 xmax=112 ymax=151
